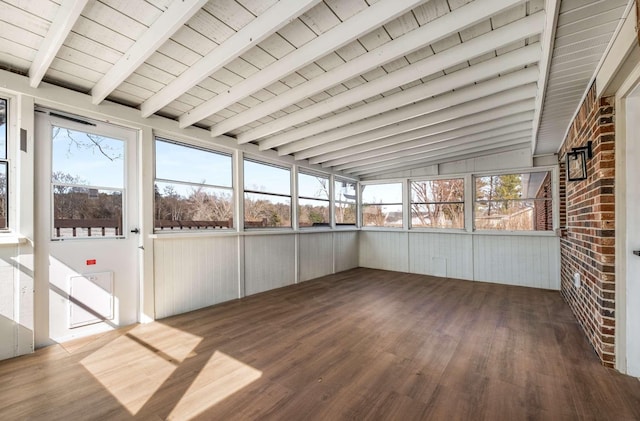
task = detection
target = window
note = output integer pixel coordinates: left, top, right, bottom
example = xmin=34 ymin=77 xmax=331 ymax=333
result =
xmin=298 ymin=171 xmax=330 ymax=227
xmin=474 ymin=171 xmax=553 ymax=231
xmin=411 ymin=178 xmax=464 ymax=229
xmin=52 ymin=126 xmax=125 ymax=238
xmin=244 ymin=159 xmax=291 ymax=228
xmin=0 ymin=98 xmax=7 ymax=229
xmin=335 ymin=178 xmax=357 ymax=226
xmin=361 ymin=182 xmax=403 ymax=228
xmin=154 ymin=139 xmax=233 ymax=231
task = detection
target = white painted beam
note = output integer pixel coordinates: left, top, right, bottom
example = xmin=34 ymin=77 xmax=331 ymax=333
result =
xmin=351 ymin=140 xmax=531 ymax=177
xmin=276 ymin=65 xmax=539 ymax=155
xmin=209 ymin=0 xmax=528 ymax=137
xmin=324 ymin=125 xmax=532 ymax=169
xmin=332 ymin=131 xmax=532 ymax=172
xmin=261 ymin=45 xmax=540 ymax=152
xmin=140 ymin=0 xmax=321 ymax=118
xmin=292 ymin=85 xmax=537 ymax=161
xmin=178 ymin=0 xmax=428 ymax=128
xmin=313 ymin=116 xmax=533 ymax=165
xmin=29 ymin=0 xmax=89 ymax=88
xmin=241 ymin=12 xmax=545 ymax=144
xmin=531 ymin=0 xmax=560 ymax=153
xmin=92 ymin=0 xmax=208 ymax=105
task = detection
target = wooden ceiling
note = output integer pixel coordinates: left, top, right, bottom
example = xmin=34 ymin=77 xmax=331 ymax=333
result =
xmin=0 ymin=0 xmax=630 ymax=177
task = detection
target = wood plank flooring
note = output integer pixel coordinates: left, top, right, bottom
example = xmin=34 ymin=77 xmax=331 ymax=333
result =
xmin=1 ymin=268 xmax=639 ymax=420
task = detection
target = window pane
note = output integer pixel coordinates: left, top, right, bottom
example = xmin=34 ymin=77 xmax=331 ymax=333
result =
xmin=411 ymin=203 xmax=464 ymax=228
xmin=0 ymin=163 xmax=7 ymax=229
xmin=0 ymin=99 xmax=6 ymax=159
xmin=475 ymin=171 xmax=553 ymax=231
xmin=299 ymin=198 xmax=330 ymax=227
xmin=298 ymin=172 xmax=329 ymax=200
xmin=244 ymin=192 xmax=291 ymax=228
xmin=52 ymin=126 xmax=124 ymax=188
xmin=362 ymin=183 xmax=402 ymax=204
xmin=363 ymin=204 xmax=403 ymax=227
xmin=411 ymin=179 xmax=464 ymax=203
xmin=155 ymin=182 xmax=233 ymax=230
xmin=244 ymin=160 xmax=290 ymax=195
xmin=335 ymin=179 xmax=356 ymax=225
xmin=155 ymin=140 xmax=232 ymax=187
xmin=52 ymin=187 xmax=122 ymax=238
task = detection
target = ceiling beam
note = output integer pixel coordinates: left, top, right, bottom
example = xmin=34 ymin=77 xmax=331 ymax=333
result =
xmin=29 ymin=0 xmax=89 ymax=88
xmin=178 ymin=0 xmax=428 ymax=128
xmin=292 ymin=86 xmax=537 ymax=161
xmin=325 ymin=124 xmax=532 ymax=169
xmin=262 ymin=45 xmax=540 ymax=153
xmin=352 ymin=140 xmax=531 ymax=177
xmin=241 ymin=11 xmax=545 ymax=145
xmin=209 ymin=0 xmax=527 ymax=137
xmin=314 ymin=116 xmax=533 ymax=166
xmin=140 ymin=0 xmax=321 ymax=118
xmin=91 ymin=0 xmax=208 ymax=105
xmin=333 ymin=131 xmax=532 ymax=172
xmin=531 ymin=0 xmax=560 ymax=154
xmin=277 ymin=65 xmax=539 ymax=156
xmin=336 ymin=135 xmax=531 ymax=173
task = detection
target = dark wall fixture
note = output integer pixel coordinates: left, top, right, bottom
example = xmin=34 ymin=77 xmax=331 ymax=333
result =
xmin=566 ymin=140 xmax=593 ymax=181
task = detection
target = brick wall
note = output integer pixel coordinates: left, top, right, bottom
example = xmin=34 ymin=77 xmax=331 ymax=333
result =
xmin=534 ymin=172 xmax=552 ymax=231
xmin=558 ymin=83 xmax=616 ymax=367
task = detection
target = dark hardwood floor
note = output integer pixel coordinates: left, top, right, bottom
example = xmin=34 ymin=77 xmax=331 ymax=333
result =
xmin=1 ymin=268 xmax=639 ymax=420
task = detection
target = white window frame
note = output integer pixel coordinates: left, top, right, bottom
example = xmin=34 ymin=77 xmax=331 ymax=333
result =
xmin=334 ymin=176 xmax=358 ymax=228
xmin=409 ymin=175 xmax=466 ymax=232
xmin=472 ymin=166 xmax=558 ymax=235
xmin=360 ymin=179 xmax=405 ymax=230
xmin=153 ymin=137 xmax=234 ymax=233
xmin=243 ymin=156 xmax=293 ymax=230
xmin=297 ymin=169 xmax=331 ymax=229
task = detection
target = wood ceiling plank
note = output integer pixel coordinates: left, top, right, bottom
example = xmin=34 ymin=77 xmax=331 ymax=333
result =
xmin=91 ymin=0 xmax=207 ymax=104
xmin=290 ymin=84 xmax=537 ymax=159
xmin=245 ymin=13 xmax=544 ymax=146
xmin=320 ymin=121 xmax=533 ymax=167
xmin=203 ymin=0 xmax=256 ymax=30
xmin=262 ymin=45 xmax=540 ymax=153
xmin=218 ymin=0 xmax=530 ymax=140
xmin=179 ymin=0 xmax=429 ymax=128
xmin=141 ymin=0 xmax=320 ymax=118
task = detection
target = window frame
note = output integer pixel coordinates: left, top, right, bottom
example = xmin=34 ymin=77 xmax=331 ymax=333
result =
xmin=334 ymin=177 xmax=358 ymax=228
xmin=360 ymin=180 xmax=405 ymax=229
xmin=472 ymin=167 xmax=557 ymax=234
xmin=153 ymin=137 xmax=234 ymax=233
xmin=297 ymin=169 xmax=331 ymax=229
xmin=409 ymin=176 xmax=465 ymax=231
xmin=0 ymin=96 xmax=10 ymax=232
xmin=243 ymin=157 xmax=293 ymax=230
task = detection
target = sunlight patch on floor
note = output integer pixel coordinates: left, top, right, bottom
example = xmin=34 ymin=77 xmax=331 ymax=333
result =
xmin=80 ymin=325 xmax=202 ymax=415
xmin=167 ymin=350 xmax=263 ymax=420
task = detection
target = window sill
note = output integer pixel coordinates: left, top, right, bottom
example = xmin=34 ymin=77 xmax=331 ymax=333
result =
xmin=0 ymin=235 xmax=30 ymax=246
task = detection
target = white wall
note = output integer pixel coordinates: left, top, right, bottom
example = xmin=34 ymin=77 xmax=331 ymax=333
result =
xmin=153 ymin=230 xmax=359 ymax=319
xmin=360 ymin=231 xmax=560 ymax=290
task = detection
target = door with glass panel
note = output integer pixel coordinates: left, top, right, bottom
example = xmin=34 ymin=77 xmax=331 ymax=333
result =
xmin=36 ymin=111 xmax=139 ymax=341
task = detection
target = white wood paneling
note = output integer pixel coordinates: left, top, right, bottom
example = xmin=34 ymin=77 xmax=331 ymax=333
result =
xmin=360 ymin=231 xmax=560 ymax=290
xmin=359 ymin=231 xmax=409 ymax=272
xmin=409 ymin=232 xmax=473 ymax=280
xmin=0 ymin=246 xmax=17 ymax=360
xmin=299 ymin=232 xmax=333 ymax=282
xmin=473 ymin=234 xmax=560 ymax=289
xmin=154 ymin=236 xmax=239 ymax=318
xmin=334 ymin=231 xmax=359 ymax=273
xmin=244 ymin=234 xmax=295 ymax=295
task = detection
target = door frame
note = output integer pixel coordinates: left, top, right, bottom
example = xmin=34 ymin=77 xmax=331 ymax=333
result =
xmin=615 ymin=63 xmax=640 ymax=376
xmin=34 ymin=109 xmax=143 ymax=344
